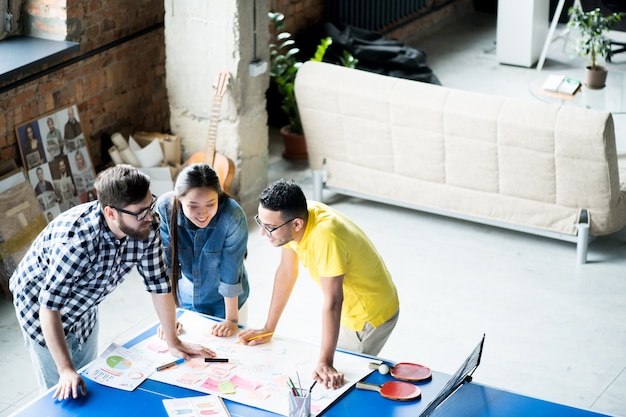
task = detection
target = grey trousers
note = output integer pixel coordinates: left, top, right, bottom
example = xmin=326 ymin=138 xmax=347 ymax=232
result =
xmin=337 ymin=309 xmax=399 ymax=356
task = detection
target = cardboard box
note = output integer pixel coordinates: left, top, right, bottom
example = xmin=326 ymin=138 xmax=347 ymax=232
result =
xmin=132 ymin=131 xmax=182 ymax=166
xmin=0 ymin=169 xmax=47 ymax=297
xmin=0 ymin=160 xmax=18 ymax=177
xmin=139 ymin=164 xmax=182 ymax=197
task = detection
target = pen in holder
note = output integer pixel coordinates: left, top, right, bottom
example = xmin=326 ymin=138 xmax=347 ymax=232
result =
xmin=287 ymin=388 xmax=311 ymax=417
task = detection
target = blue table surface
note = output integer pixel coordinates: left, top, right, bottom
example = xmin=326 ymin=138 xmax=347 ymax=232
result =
xmin=11 ymin=318 xmax=611 ymax=417
xmin=12 ymin=371 xmax=610 ymax=417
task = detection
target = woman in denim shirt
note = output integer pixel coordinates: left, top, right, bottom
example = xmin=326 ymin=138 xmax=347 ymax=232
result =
xmin=156 ymin=163 xmax=249 ymax=337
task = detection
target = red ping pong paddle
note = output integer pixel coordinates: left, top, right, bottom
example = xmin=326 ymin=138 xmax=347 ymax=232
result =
xmin=355 ymin=381 xmax=421 ymax=401
xmin=369 ymin=362 xmax=432 ymax=382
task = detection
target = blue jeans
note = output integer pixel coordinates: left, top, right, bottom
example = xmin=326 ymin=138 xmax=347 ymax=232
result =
xmin=178 ymin=276 xmax=249 ymax=325
xmin=23 ymin=320 xmax=99 ymax=392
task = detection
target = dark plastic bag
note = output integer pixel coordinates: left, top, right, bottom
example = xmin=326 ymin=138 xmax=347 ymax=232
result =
xmin=297 ymin=22 xmax=441 ymax=84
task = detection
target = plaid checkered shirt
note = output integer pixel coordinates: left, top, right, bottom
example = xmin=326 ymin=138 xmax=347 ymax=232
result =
xmin=9 ymin=200 xmax=171 ymax=347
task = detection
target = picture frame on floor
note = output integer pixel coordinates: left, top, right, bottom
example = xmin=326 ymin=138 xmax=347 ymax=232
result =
xmin=16 ymin=104 xmax=98 ymax=222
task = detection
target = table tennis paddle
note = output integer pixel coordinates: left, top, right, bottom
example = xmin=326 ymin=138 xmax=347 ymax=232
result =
xmin=355 ymin=381 xmax=421 ymax=401
xmin=369 ymin=361 xmax=432 ymax=382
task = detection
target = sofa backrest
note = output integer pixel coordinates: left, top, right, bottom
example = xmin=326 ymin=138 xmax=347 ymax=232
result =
xmin=295 ymin=61 xmax=626 ymax=235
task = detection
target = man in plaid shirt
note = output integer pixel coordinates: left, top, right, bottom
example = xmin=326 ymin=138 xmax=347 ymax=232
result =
xmin=10 ymin=164 xmax=216 ymax=401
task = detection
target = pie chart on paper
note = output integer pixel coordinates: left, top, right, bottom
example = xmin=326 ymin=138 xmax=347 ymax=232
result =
xmin=106 ymin=355 xmax=132 ymax=370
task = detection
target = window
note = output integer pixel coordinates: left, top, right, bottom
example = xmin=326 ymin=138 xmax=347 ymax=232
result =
xmin=0 ymin=0 xmax=23 ymax=40
xmin=0 ymin=0 xmax=78 ymax=86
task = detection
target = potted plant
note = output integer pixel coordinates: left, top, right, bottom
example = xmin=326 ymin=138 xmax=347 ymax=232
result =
xmin=268 ymin=11 xmax=357 ymax=159
xmin=568 ymin=6 xmax=626 ymax=89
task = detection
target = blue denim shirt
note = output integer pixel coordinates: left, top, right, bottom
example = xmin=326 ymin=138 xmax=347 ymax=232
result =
xmin=156 ymin=191 xmax=249 ymax=318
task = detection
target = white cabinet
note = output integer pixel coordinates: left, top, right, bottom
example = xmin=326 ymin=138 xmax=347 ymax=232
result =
xmin=497 ymin=0 xmax=549 ymax=67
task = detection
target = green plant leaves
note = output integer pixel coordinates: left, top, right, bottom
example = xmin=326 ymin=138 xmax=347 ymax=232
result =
xmin=268 ymin=11 xmax=357 ymax=135
xmin=568 ymin=7 xmax=625 ymax=69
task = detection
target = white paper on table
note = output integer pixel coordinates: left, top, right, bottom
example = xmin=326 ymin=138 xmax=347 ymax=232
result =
xmin=129 ymin=310 xmax=375 ymax=416
xmin=163 ymin=395 xmax=231 ymax=417
xmin=82 ymin=343 xmax=156 ymax=391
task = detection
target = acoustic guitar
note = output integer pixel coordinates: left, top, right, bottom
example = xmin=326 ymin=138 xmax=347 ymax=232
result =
xmin=186 ymin=71 xmax=235 ymax=193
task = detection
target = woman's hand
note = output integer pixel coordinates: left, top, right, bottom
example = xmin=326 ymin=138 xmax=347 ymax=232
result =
xmin=237 ymin=328 xmax=274 ymax=345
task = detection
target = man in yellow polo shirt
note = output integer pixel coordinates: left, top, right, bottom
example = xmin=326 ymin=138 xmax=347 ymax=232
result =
xmin=238 ymin=179 xmax=399 ymax=390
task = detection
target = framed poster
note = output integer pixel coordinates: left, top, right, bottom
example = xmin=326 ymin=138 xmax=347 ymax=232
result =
xmin=17 ymin=104 xmax=97 ymax=223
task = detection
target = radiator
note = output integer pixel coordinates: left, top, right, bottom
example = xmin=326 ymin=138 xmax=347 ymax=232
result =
xmin=325 ymin=0 xmax=430 ymax=32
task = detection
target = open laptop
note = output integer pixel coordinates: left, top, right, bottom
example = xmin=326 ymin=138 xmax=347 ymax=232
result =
xmin=418 ymin=334 xmax=486 ymax=417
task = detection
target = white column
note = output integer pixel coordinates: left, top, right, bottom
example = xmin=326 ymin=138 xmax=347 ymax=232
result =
xmin=497 ymin=0 xmax=549 ymax=67
xmin=164 ymin=0 xmax=270 ymax=214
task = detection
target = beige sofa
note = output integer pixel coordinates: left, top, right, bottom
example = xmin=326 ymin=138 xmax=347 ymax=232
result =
xmin=295 ymin=61 xmax=626 ymax=264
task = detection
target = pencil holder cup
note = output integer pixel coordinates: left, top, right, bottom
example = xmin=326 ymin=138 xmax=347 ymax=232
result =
xmin=287 ymin=388 xmax=311 ymax=417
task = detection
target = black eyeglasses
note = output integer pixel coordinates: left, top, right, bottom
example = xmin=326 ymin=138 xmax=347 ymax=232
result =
xmin=254 ymin=214 xmax=296 ymax=236
xmin=112 ymin=194 xmax=157 ymax=221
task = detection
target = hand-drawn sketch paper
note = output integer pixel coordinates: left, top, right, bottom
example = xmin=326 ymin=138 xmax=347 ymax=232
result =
xmin=129 ymin=310 xmax=374 ymax=416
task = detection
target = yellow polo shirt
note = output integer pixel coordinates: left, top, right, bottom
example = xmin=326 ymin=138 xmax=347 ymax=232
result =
xmin=288 ymin=201 xmax=399 ymax=331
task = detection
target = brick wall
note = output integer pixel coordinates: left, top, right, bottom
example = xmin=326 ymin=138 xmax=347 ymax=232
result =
xmin=268 ymin=0 xmax=470 ymax=40
xmin=0 ymin=0 xmax=168 ymax=169
xmin=269 ymin=0 xmax=326 ymax=35
xmin=24 ymin=0 xmax=68 ymax=41
xmin=386 ymin=0 xmax=475 ymax=42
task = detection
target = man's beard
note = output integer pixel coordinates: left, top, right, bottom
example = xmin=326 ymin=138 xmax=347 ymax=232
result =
xmin=267 ymin=234 xmax=291 ymax=248
xmin=118 ymin=217 xmax=152 ymax=240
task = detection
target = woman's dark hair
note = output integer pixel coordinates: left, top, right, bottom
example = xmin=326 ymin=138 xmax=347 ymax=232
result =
xmin=94 ymin=164 xmax=150 ymax=209
xmin=259 ymin=179 xmax=308 ymax=221
xmin=169 ymin=163 xmax=228 ymax=305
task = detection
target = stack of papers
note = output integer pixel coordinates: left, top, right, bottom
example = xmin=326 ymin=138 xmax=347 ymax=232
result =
xmin=542 ymin=74 xmax=581 ymax=95
xmin=163 ymin=395 xmax=231 ymax=417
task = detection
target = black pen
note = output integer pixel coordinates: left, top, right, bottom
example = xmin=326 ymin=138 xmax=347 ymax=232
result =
xmin=204 ymin=358 xmax=229 ymax=362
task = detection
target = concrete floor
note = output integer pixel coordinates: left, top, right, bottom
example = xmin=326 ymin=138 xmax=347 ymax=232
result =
xmin=2 ymin=10 xmax=626 ymax=417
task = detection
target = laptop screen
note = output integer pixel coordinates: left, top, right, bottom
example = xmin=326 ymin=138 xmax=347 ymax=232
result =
xmin=418 ymin=334 xmax=486 ymax=417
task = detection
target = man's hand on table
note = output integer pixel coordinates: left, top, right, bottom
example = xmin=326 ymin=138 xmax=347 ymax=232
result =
xmin=167 ymin=339 xmax=216 ymax=360
xmin=212 ymin=320 xmax=238 ymax=337
xmin=52 ymin=369 xmax=86 ymax=400
xmin=313 ymin=363 xmax=345 ymax=390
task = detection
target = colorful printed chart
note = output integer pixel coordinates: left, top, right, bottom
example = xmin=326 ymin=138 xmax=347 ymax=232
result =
xmin=106 ymin=355 xmax=132 ymax=370
xmin=83 ymin=343 xmax=155 ymax=391
xmin=129 ymin=310 xmax=374 ymax=416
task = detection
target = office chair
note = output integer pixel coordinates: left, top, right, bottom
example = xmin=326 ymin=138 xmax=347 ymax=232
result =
xmin=602 ymin=0 xmax=626 ymax=61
